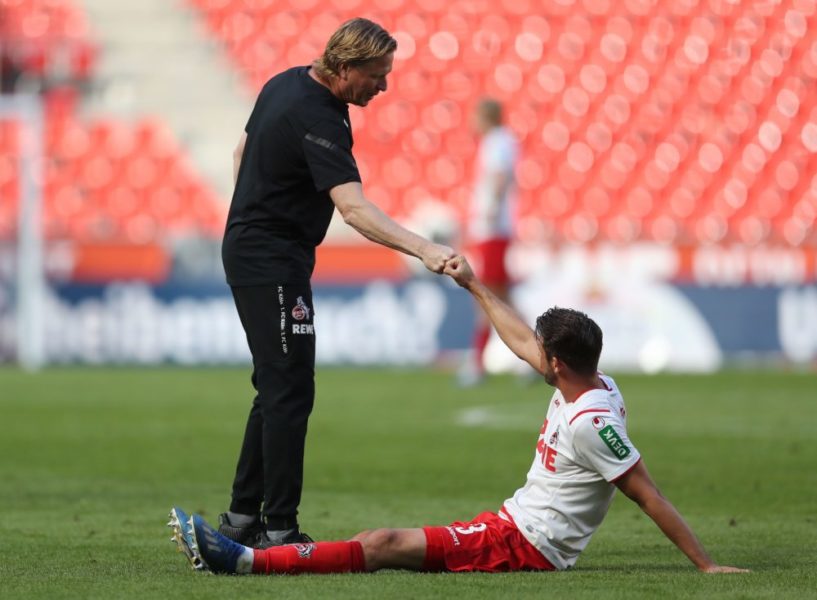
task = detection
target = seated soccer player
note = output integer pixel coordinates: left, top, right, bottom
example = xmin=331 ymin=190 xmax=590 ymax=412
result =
xmin=169 ymin=255 xmax=748 ymax=576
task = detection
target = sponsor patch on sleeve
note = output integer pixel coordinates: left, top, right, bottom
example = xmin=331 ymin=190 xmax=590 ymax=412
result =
xmin=598 ymin=425 xmax=631 ymax=459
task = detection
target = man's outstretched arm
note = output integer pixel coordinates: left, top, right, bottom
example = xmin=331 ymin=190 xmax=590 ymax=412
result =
xmin=444 ymin=255 xmax=543 ymax=373
xmin=330 ymin=182 xmax=455 ymax=274
xmin=615 ymin=461 xmax=749 ymax=573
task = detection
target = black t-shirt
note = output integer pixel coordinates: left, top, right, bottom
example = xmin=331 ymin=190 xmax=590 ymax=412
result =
xmin=222 ymin=66 xmax=361 ymax=285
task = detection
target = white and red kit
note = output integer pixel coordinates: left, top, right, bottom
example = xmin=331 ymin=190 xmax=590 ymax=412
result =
xmin=422 ymin=374 xmax=641 ymax=573
xmin=502 ymin=374 xmax=642 ymax=570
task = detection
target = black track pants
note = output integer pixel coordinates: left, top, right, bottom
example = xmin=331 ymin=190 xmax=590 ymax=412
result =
xmin=228 ymin=284 xmax=315 ymax=530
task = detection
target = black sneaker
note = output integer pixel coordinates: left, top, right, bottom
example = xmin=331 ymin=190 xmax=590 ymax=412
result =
xmin=216 ymin=512 xmax=264 ymax=546
xmin=254 ymin=528 xmax=314 ymax=549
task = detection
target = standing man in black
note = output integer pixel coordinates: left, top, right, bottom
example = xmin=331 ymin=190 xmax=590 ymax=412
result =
xmin=219 ymin=18 xmax=456 ymax=548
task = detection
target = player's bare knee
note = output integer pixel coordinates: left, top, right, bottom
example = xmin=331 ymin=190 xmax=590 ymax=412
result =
xmin=359 ymin=528 xmax=400 ymax=570
xmin=351 ymin=529 xmax=374 ymax=543
xmin=362 ymin=528 xmax=399 ymax=553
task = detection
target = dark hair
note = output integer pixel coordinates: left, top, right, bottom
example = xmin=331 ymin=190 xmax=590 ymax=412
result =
xmin=313 ymin=18 xmax=397 ymax=79
xmin=534 ymin=307 xmax=603 ymax=376
xmin=476 ymin=97 xmax=503 ymax=126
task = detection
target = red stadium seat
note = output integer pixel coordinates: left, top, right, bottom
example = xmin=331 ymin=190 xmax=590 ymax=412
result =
xmin=0 ymin=0 xmax=97 ymax=85
xmin=6 ymin=0 xmax=817 ymax=246
xmin=2 ymin=111 xmax=227 ymax=242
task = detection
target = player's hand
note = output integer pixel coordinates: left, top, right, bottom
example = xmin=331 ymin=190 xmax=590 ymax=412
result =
xmin=422 ymin=243 xmax=456 ymax=274
xmin=443 ymin=255 xmax=476 ymax=288
xmin=700 ymin=565 xmax=751 ymax=574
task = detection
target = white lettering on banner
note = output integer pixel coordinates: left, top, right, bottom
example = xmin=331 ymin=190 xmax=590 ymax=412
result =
xmin=778 ymin=287 xmax=817 ymax=363
xmin=41 ymin=285 xmax=250 ymax=364
xmin=694 ymin=246 xmax=807 ymax=286
xmin=2 ymin=281 xmax=448 ymax=365
xmin=315 ymin=281 xmax=446 ymax=365
xmin=513 ymin=274 xmax=722 ymax=373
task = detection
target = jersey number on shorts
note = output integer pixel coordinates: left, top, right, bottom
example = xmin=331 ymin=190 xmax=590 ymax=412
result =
xmin=454 ymin=523 xmax=487 ymax=535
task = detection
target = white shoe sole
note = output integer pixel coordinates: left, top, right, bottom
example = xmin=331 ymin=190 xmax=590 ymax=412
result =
xmin=168 ymin=508 xmax=207 ymax=571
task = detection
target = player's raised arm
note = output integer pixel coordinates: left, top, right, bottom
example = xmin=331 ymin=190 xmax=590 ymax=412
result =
xmin=614 ymin=460 xmax=749 ymax=573
xmin=330 ymin=181 xmax=455 ymax=273
xmin=445 ymin=255 xmax=543 ymax=373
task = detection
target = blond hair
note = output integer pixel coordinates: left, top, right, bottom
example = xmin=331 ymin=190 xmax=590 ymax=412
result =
xmin=313 ymin=18 xmax=397 ymax=78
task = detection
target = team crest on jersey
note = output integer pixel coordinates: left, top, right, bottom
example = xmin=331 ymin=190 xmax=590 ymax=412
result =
xmin=554 ymin=398 xmax=561 ymax=407
xmin=291 ymin=296 xmax=311 ymax=321
xmin=592 ymin=416 xmax=606 ymax=430
xmin=549 ymin=427 xmax=560 ymax=446
xmin=294 ymin=543 xmax=316 ymax=559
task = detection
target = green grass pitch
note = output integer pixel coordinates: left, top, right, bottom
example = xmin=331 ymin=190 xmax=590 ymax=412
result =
xmin=1 ymin=367 xmax=815 ymax=599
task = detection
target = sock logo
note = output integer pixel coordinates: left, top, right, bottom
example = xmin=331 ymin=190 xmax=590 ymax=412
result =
xmin=295 ymin=543 xmax=316 ymax=559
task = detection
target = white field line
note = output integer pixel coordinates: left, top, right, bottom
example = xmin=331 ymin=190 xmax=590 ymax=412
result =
xmin=455 ymin=402 xmax=545 ymax=430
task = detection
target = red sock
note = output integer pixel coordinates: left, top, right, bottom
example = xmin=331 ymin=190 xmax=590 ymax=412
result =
xmin=473 ymin=325 xmax=491 ymax=372
xmin=252 ymin=540 xmax=366 ymax=575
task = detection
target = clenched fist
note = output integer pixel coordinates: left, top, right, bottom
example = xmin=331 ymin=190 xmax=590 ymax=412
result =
xmin=422 ymin=243 xmax=457 ymax=274
xmin=443 ymin=255 xmax=476 ymax=289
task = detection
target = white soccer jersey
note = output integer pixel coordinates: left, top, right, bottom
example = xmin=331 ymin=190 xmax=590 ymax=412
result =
xmin=502 ymin=374 xmax=641 ymax=570
xmin=468 ymin=126 xmax=518 ymax=242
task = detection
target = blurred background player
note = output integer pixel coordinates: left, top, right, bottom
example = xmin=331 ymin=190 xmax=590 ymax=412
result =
xmin=459 ymin=98 xmax=519 ymax=387
xmin=220 ymin=18 xmax=455 ymax=549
